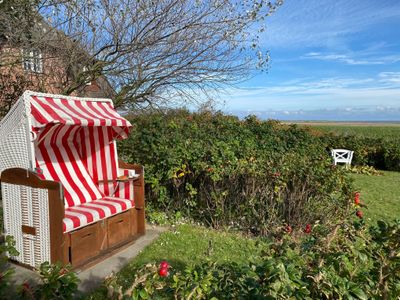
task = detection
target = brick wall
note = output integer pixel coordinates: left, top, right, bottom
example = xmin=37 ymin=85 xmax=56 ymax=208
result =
xmin=0 ymin=43 xmax=114 ymax=104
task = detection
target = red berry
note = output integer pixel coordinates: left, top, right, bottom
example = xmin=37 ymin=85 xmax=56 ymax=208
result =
xmin=158 ymin=267 xmax=168 ymax=277
xmin=356 ymin=210 xmax=363 ymax=219
xmin=159 ymin=261 xmax=169 ymax=269
xmin=304 ymin=224 xmax=312 ymax=234
xmin=285 ymin=225 xmax=292 ymax=234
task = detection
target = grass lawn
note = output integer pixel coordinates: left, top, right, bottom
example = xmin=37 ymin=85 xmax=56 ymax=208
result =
xmin=351 ymin=170 xmax=400 ymax=224
xmin=300 ymin=123 xmax=400 ymax=140
xmin=121 ymin=224 xmax=265 ymax=270
xmin=88 ymin=224 xmax=267 ymax=298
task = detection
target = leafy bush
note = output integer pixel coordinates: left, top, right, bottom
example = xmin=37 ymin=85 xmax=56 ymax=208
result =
xmin=0 ymin=261 xmax=79 ymax=300
xmin=101 ymin=218 xmax=400 ymax=299
xmin=349 ymin=165 xmax=383 ymax=176
xmin=0 ymin=236 xmax=19 ymax=296
xmin=0 ymin=238 xmax=79 ymax=300
xmin=119 ymin=110 xmax=353 ymax=234
xmin=321 ymin=132 xmax=400 ymax=171
xmin=32 ymin=262 xmax=80 ymax=300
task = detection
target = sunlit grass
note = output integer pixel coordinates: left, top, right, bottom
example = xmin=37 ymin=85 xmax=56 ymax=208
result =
xmin=351 ymin=171 xmax=400 ymax=224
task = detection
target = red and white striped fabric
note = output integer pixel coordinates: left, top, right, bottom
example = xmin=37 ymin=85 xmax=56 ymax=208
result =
xmin=63 ymin=197 xmax=135 ymax=232
xmin=114 ymin=169 xmax=135 ymax=200
xmin=77 ymin=127 xmax=135 ymax=200
xmin=78 ymin=127 xmax=119 ymax=197
xmin=35 ymin=125 xmax=104 ymax=207
xmin=30 ymin=95 xmax=131 ymax=139
xmin=29 ymin=93 xmax=136 ymax=223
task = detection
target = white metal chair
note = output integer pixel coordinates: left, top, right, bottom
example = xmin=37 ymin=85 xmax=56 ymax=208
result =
xmin=331 ymin=149 xmax=354 ymax=168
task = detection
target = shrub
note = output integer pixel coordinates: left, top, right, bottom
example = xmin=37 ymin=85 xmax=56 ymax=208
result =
xmin=32 ymin=262 xmax=80 ymax=300
xmin=321 ymin=132 xmax=400 ymax=171
xmin=0 ymin=236 xmax=19 ymax=296
xmin=101 ymin=218 xmax=400 ymax=299
xmin=119 ymin=110 xmax=353 ymax=234
xmin=349 ymin=165 xmax=383 ymax=176
xmin=0 ymin=239 xmax=79 ymax=300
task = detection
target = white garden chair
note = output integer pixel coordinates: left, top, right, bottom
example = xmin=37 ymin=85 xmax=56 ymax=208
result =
xmin=331 ymin=149 xmax=354 ymax=168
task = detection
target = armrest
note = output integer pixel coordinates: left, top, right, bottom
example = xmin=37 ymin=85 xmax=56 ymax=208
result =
xmin=118 ymin=160 xmax=144 ymax=175
xmin=118 ymin=160 xmax=145 ymax=209
xmin=1 ymin=168 xmax=66 ymax=264
xmin=118 ymin=160 xmax=144 ymax=187
xmin=1 ymin=168 xmax=61 ymax=190
xmin=97 ymin=175 xmax=142 ymax=184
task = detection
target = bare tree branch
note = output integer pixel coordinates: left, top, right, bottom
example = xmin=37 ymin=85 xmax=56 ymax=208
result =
xmin=0 ymin=0 xmax=283 ymax=111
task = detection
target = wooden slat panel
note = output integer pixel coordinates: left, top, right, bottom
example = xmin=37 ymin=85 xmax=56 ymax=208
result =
xmin=107 ymin=211 xmax=131 ymax=248
xmin=70 ymin=223 xmax=101 ymax=267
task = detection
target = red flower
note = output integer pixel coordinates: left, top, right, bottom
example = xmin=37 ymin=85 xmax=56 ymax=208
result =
xmin=304 ymin=224 xmax=312 ymax=234
xmin=159 ymin=261 xmax=169 ymax=269
xmin=158 ymin=267 xmax=168 ymax=277
xmin=354 ymin=192 xmax=360 ymax=205
xmin=356 ymin=210 xmax=363 ymax=219
xmin=273 ymin=172 xmax=281 ymax=177
xmin=22 ymin=281 xmax=31 ymax=291
xmin=207 ymin=167 xmax=213 ymax=172
xmin=285 ymin=225 xmax=292 ymax=234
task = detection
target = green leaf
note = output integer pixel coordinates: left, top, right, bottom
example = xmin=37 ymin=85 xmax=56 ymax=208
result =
xmin=351 ymin=287 xmax=368 ymax=300
xmin=139 ymin=289 xmax=149 ymax=299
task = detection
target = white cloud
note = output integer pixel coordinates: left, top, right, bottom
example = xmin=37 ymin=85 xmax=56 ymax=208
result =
xmin=230 ymin=106 xmax=400 ymax=121
xmin=379 ymin=72 xmax=400 ymax=84
xmin=302 ymin=52 xmax=388 ymax=65
xmin=302 ymin=51 xmax=400 ymax=65
xmin=262 ymin=0 xmax=400 ymax=49
xmin=219 ymin=73 xmax=400 ymax=112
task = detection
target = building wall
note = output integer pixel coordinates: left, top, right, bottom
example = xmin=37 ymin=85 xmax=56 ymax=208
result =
xmin=0 ymin=43 xmax=113 ymax=103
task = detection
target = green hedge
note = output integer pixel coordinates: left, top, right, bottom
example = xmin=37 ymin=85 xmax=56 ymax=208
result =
xmin=321 ymin=132 xmax=400 ymax=171
xmin=118 ymin=110 xmax=352 ymax=234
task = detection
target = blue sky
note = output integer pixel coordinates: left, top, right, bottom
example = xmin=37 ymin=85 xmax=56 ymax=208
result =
xmin=220 ymin=0 xmax=400 ymax=121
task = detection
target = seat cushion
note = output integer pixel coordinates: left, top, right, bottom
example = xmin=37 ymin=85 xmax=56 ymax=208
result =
xmin=63 ymin=197 xmax=134 ymax=233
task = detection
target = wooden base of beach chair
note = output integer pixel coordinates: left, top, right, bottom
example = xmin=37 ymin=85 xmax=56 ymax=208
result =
xmin=1 ymin=165 xmax=145 ymax=270
xmin=64 ymin=208 xmax=145 ymax=268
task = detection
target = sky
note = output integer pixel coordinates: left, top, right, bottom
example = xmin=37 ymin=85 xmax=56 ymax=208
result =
xmin=220 ymin=0 xmax=400 ymax=121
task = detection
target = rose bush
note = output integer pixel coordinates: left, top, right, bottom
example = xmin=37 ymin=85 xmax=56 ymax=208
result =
xmin=100 ymin=218 xmax=400 ymax=299
xmin=119 ymin=110 xmax=353 ymax=234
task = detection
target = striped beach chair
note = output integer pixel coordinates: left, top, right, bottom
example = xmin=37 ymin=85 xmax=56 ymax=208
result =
xmin=0 ymin=91 xmax=145 ymax=268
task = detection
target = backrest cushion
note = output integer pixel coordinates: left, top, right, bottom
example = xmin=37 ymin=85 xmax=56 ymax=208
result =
xmin=35 ymin=125 xmax=104 ymax=208
xmin=78 ymin=127 xmax=119 ymax=197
